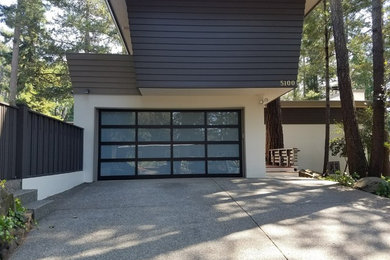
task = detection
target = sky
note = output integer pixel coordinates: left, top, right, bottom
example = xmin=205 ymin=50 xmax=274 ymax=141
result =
xmin=1 ymin=0 xmax=16 ymax=5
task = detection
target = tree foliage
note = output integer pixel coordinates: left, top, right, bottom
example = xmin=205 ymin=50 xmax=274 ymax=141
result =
xmin=294 ymin=0 xmax=385 ymax=101
xmin=0 ymin=0 xmax=123 ymax=119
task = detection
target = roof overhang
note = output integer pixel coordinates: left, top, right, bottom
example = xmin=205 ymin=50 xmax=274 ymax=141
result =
xmin=105 ymin=0 xmax=132 ymax=54
xmin=305 ymin=0 xmax=322 ymax=17
xmin=106 ymin=0 xmax=322 ymax=55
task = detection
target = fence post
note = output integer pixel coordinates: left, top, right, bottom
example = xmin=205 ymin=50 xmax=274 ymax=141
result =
xmin=16 ymin=104 xmax=30 ymax=179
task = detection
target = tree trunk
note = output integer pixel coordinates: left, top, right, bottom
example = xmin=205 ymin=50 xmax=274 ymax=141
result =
xmin=368 ymin=0 xmax=385 ymax=177
xmin=383 ymin=131 xmax=390 ymax=177
xmin=265 ymin=98 xmax=284 ymax=164
xmin=84 ymin=0 xmax=91 ymax=53
xmin=9 ymin=4 xmax=21 ymax=106
xmin=323 ymin=0 xmax=331 ymax=175
xmin=329 ymin=0 xmax=368 ymax=177
xmin=302 ymin=57 xmax=307 ymax=96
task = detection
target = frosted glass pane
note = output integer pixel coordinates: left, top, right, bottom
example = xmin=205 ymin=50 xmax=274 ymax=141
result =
xmin=101 ymin=128 xmax=135 ymax=142
xmin=100 ymin=162 xmax=135 ymax=176
xmin=138 ymin=112 xmax=170 ymax=125
xmin=173 ymin=128 xmax=205 ymax=141
xmin=207 ymin=112 xmax=238 ymax=125
xmin=138 ymin=161 xmax=170 ymax=175
xmin=138 ymin=145 xmax=171 ymax=158
xmin=101 ymin=145 xmax=135 ymax=159
xmin=138 ymin=128 xmax=170 ymax=142
xmin=172 ymin=112 xmax=204 ymax=125
xmin=207 ymin=128 xmax=239 ymax=141
xmin=173 ymin=144 xmax=205 ymax=158
xmin=174 ymin=161 xmax=205 ymax=174
xmin=208 ymin=160 xmax=240 ymax=174
xmin=208 ymin=144 xmax=239 ymax=157
xmin=101 ymin=112 xmax=135 ymax=125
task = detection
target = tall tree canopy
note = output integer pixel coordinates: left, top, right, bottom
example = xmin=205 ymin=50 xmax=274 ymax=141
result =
xmin=0 ymin=0 xmax=123 ymax=119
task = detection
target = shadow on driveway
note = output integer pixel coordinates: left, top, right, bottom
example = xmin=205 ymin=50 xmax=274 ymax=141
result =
xmin=10 ymin=177 xmax=390 ymax=260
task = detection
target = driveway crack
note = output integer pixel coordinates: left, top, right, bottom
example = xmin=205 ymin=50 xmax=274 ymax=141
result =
xmin=211 ymin=178 xmax=288 ymax=260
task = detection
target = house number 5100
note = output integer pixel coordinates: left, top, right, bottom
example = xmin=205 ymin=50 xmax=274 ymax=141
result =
xmin=280 ymin=80 xmax=296 ymax=87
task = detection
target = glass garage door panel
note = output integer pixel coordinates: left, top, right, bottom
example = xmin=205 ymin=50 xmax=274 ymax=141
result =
xmin=138 ymin=145 xmax=171 ymax=158
xmin=174 ymin=161 xmax=206 ymax=174
xmin=101 ymin=128 xmax=135 ymax=142
xmin=138 ymin=112 xmax=170 ymax=125
xmin=101 ymin=145 xmax=135 ymax=159
xmin=138 ymin=128 xmax=170 ymax=142
xmin=99 ymin=110 xmax=242 ymax=178
xmin=207 ymin=112 xmax=238 ymax=125
xmin=173 ymin=128 xmax=205 ymax=142
xmin=173 ymin=112 xmax=204 ymax=125
xmin=207 ymin=128 xmax=239 ymax=141
xmin=138 ymin=161 xmax=171 ymax=175
xmin=100 ymin=162 xmax=135 ymax=176
xmin=173 ymin=144 xmax=205 ymax=158
xmin=101 ymin=111 xmax=135 ymax=125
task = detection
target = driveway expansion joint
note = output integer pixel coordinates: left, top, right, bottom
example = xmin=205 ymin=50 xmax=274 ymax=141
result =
xmin=211 ymin=179 xmax=289 ymax=260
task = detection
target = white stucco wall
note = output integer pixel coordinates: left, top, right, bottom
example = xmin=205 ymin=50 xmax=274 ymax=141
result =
xmin=22 ymin=171 xmax=85 ymax=200
xmin=74 ymin=94 xmax=267 ymax=181
xmin=283 ymin=124 xmax=347 ymax=173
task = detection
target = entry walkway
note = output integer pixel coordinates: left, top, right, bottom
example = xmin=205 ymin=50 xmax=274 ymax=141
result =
xmin=11 ymin=177 xmax=390 ymax=260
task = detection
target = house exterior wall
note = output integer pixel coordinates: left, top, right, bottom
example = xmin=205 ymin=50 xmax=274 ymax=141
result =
xmin=283 ymin=124 xmax=347 ymax=173
xmin=126 ymin=0 xmax=305 ymax=89
xmin=74 ymin=94 xmax=267 ymax=181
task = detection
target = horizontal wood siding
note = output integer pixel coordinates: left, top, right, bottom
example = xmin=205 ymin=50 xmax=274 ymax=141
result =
xmin=264 ymin=107 xmax=365 ymax=124
xmin=126 ymin=0 xmax=305 ymax=88
xmin=67 ymin=53 xmax=140 ymax=95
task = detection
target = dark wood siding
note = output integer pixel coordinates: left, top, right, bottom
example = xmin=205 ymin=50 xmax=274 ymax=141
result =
xmin=67 ymin=53 xmax=140 ymax=95
xmin=126 ymin=0 xmax=305 ymax=89
xmin=264 ymin=107 xmax=366 ymax=124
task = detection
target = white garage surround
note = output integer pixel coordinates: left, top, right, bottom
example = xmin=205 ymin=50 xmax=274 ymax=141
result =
xmin=74 ymin=94 xmax=267 ymax=182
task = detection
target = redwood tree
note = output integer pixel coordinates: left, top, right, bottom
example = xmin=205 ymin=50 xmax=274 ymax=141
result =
xmin=323 ymin=0 xmax=331 ymax=175
xmin=8 ymin=0 xmax=21 ymax=106
xmin=329 ymin=0 xmax=368 ymax=177
xmin=265 ymin=98 xmax=284 ymax=164
xmin=368 ymin=0 xmax=385 ymax=177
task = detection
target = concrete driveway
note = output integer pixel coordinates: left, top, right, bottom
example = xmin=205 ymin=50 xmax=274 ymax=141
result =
xmin=11 ymin=177 xmax=390 ymax=260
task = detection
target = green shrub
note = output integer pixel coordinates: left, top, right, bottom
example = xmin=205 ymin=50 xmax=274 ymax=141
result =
xmin=0 ymin=178 xmax=28 ymax=245
xmin=376 ymin=177 xmax=390 ymax=198
xmin=0 ymin=199 xmax=27 ymax=244
xmin=0 ymin=215 xmax=15 ymax=243
xmin=323 ymin=171 xmax=358 ymax=187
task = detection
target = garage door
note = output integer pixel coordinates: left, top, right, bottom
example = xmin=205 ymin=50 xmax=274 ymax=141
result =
xmin=98 ymin=110 xmax=242 ymax=179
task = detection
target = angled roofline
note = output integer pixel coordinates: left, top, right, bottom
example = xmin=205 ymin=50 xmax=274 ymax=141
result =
xmin=105 ymin=0 xmax=131 ymax=55
xmin=304 ymin=0 xmax=322 ymax=17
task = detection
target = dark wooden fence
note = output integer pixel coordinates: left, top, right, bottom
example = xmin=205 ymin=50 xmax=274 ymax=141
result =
xmin=0 ymin=103 xmax=18 ymax=180
xmin=0 ymin=102 xmax=83 ymax=180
